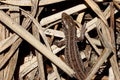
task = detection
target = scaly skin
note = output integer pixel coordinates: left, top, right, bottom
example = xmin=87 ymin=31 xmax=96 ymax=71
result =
xmin=62 ymin=13 xmax=86 ymax=80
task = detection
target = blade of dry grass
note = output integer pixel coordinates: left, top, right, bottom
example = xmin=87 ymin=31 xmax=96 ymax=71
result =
xmin=0 ymin=0 xmax=65 ymax=6
xmin=0 ymin=19 xmax=5 ymax=80
xmin=76 ymin=12 xmax=85 ymax=23
xmin=85 ymin=33 xmax=101 ymax=55
xmin=40 ymin=4 xmax=87 ymax=26
xmin=29 ymin=0 xmax=46 ymax=80
xmin=4 ymin=5 xmax=20 ymax=80
xmin=0 ymin=34 xmax=18 ymax=52
xmin=21 ymin=8 xmax=51 ymax=52
xmin=85 ymin=0 xmax=108 ymax=26
xmin=85 ymin=48 xmax=112 ymax=80
xmin=32 ymin=6 xmax=45 ymax=80
xmin=19 ymin=58 xmax=38 ymax=78
xmin=113 ymin=0 xmax=120 ymax=3
xmin=5 ymin=50 xmax=19 ymax=80
xmin=0 ymin=38 xmax=22 ymax=69
xmin=113 ymin=0 xmax=120 ymax=10
xmin=109 ymin=67 xmax=114 ymax=80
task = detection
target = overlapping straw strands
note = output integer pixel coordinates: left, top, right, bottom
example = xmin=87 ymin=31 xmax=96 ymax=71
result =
xmin=0 ymin=0 xmax=120 ymax=80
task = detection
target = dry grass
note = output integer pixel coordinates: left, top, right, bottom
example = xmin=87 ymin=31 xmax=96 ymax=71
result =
xmin=0 ymin=0 xmax=120 ymax=80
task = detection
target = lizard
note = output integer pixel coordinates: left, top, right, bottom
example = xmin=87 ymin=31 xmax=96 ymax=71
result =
xmin=61 ymin=12 xmax=87 ymax=80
